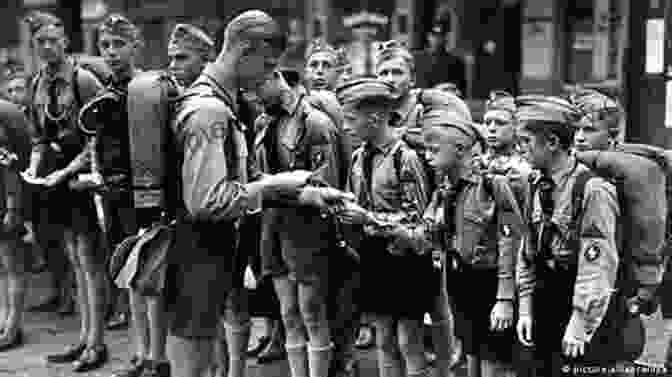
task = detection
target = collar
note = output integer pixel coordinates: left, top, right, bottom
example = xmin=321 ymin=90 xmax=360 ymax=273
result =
xmin=549 ymin=155 xmax=577 ymax=186
xmin=279 ymin=90 xmax=301 ymax=116
xmin=362 ymin=137 xmax=398 ymax=155
xmin=391 ymin=93 xmax=417 ymax=124
xmin=199 ymin=62 xmax=239 ymax=113
xmin=42 ymin=58 xmax=74 ymax=82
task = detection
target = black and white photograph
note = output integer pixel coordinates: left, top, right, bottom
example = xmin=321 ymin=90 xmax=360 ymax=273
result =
xmin=0 ymin=0 xmax=670 ymax=376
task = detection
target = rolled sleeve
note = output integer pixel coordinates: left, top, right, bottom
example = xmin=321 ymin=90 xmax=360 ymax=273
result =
xmin=565 ymin=178 xmax=619 ymax=343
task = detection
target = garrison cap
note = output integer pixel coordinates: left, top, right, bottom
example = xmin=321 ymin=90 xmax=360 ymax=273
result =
xmin=421 ymin=106 xmax=485 ymax=148
xmin=515 ymin=94 xmax=582 ymax=124
xmin=98 ymin=13 xmax=141 ymax=42
xmin=485 ymin=90 xmax=516 ymax=115
xmin=335 ymin=77 xmax=396 ymax=107
xmin=305 ymin=38 xmax=338 ymax=60
xmin=224 ymin=10 xmax=286 ymax=51
xmin=568 ymin=87 xmax=623 ymax=128
xmin=168 ymin=23 xmax=214 ymax=55
xmin=23 ymin=11 xmax=63 ymax=36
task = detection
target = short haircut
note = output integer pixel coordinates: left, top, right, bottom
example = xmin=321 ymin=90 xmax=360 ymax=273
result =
xmin=222 ymin=10 xmax=286 ymax=53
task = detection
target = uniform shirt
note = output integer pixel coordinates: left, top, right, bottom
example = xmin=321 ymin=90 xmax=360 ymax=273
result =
xmin=517 ymin=157 xmax=620 ymax=343
xmin=253 ymin=93 xmax=341 ymax=253
xmin=348 ymin=138 xmax=430 ymax=255
xmin=399 ymin=171 xmax=523 ymax=301
xmin=171 ymin=63 xmax=256 ymax=223
xmin=29 ymin=58 xmax=103 ymax=175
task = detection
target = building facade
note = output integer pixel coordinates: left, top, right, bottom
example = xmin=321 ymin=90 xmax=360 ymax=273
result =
xmin=2 ymin=0 xmax=671 ymax=147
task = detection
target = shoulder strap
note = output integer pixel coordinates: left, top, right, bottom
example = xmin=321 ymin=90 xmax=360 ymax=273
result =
xmin=571 ymin=169 xmax=597 ymax=226
xmin=72 ymin=66 xmax=84 ymax=108
xmin=392 ymin=140 xmax=405 ymax=184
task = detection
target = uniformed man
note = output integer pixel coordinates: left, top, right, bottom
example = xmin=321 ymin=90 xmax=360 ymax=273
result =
xmin=254 ymin=63 xmax=342 ymax=377
xmin=514 ymin=96 xmax=623 ymax=376
xmin=165 ymin=10 xmax=351 ymax=377
xmin=335 ymin=78 xmax=433 ymax=377
xmin=21 ymin=10 xmax=109 ymax=372
xmin=0 ymin=99 xmax=32 ymax=351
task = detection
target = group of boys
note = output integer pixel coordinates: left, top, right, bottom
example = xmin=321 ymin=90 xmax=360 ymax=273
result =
xmin=0 ymin=8 xmax=666 ymax=377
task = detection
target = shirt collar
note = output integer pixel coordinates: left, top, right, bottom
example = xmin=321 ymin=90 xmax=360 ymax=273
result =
xmin=363 ymin=137 xmax=398 ymax=155
xmin=549 ymin=155 xmax=577 ymax=186
xmin=42 ymin=58 xmax=75 ymax=82
xmin=391 ymin=93 xmax=417 ymax=124
xmin=199 ymin=62 xmax=239 ymax=113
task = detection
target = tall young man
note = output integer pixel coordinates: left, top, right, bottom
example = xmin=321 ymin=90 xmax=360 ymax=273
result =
xmin=165 ymin=10 xmax=350 ymax=377
xmin=335 ymin=78 xmax=433 ymax=377
xmin=514 ymin=96 xmax=625 ymax=376
xmin=22 ymin=10 xmax=108 ymax=372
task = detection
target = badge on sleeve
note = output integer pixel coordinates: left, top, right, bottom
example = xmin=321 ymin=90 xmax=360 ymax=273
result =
xmin=584 ymin=243 xmax=601 ymax=262
xmin=501 ymin=224 xmax=511 ymax=237
xmin=312 ymin=149 xmax=325 ymax=167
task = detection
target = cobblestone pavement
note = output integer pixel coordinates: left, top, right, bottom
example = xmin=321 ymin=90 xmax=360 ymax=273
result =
xmin=0 ymin=272 xmax=668 ymax=377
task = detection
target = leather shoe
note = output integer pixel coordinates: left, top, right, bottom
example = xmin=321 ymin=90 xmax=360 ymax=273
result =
xmin=107 ymin=312 xmax=130 ymax=330
xmin=247 ymin=336 xmax=271 ymax=358
xmin=72 ymin=344 xmax=109 ymax=372
xmin=256 ymin=338 xmax=286 ymax=364
xmin=46 ymin=343 xmax=86 ymax=363
xmin=354 ymin=325 xmax=374 ymax=349
xmin=0 ymin=329 xmax=23 ymax=351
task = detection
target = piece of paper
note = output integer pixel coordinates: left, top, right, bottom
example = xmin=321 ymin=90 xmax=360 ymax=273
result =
xmin=646 ymin=18 xmax=665 ymax=74
xmin=665 ymin=81 xmax=672 ymax=128
xmin=522 ymin=21 xmax=554 ymax=79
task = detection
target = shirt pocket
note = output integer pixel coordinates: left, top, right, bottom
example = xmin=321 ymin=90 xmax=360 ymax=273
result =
xmin=461 ymin=210 xmax=489 ymax=263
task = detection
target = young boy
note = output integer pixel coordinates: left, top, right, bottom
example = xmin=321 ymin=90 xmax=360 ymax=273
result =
xmin=335 ymin=78 xmax=434 ymax=377
xmin=385 ymin=105 xmax=524 ymax=377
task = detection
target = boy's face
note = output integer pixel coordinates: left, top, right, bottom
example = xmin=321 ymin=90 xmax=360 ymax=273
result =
xmin=4 ymin=78 xmax=28 ymax=106
xmin=423 ymin=128 xmax=463 ymax=174
xmin=376 ymin=57 xmax=413 ymax=99
xmin=33 ymin=27 xmax=67 ymax=65
xmin=168 ymin=48 xmax=205 ymax=86
xmin=98 ymin=32 xmax=136 ymax=73
xmin=573 ymin=116 xmax=611 ymax=152
xmin=484 ymin=109 xmax=515 ymax=150
xmin=238 ymin=40 xmax=283 ymax=96
xmin=517 ymin=126 xmax=551 ymax=169
xmin=343 ymin=103 xmax=380 ymax=143
xmin=305 ymin=51 xmax=339 ymax=91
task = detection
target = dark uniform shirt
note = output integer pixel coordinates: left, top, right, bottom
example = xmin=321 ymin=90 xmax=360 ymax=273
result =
xmin=29 ymin=57 xmax=103 ymax=176
xmin=253 ymin=92 xmax=341 ymax=257
xmin=399 ymin=171 xmax=524 ymax=301
xmin=0 ymin=100 xmax=31 ymax=214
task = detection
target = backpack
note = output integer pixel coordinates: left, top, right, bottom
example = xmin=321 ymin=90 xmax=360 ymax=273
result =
xmin=573 ymin=144 xmax=668 ymax=290
xmin=126 ymin=70 xmax=182 ymax=211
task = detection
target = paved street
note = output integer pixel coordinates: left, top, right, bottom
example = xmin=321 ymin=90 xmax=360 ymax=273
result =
xmin=0 ymin=271 xmax=669 ymax=376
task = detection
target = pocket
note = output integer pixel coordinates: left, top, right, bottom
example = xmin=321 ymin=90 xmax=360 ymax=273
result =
xmin=460 ymin=211 xmax=488 ymax=260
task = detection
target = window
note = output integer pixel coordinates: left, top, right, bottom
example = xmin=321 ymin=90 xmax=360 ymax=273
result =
xmin=565 ymin=0 xmax=626 ymax=83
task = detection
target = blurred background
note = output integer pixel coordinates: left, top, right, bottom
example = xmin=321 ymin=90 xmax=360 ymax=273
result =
xmin=1 ymin=0 xmax=671 ymax=148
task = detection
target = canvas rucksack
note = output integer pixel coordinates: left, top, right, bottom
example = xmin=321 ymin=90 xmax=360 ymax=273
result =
xmin=573 ymin=143 xmax=669 ymax=291
xmin=126 ymin=70 xmax=182 ymax=211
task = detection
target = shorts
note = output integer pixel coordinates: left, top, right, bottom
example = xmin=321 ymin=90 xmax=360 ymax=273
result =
xmin=448 ymin=264 xmax=516 ymax=363
xmin=165 ymin=220 xmax=237 ymax=339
